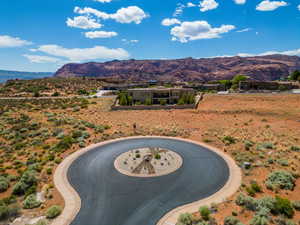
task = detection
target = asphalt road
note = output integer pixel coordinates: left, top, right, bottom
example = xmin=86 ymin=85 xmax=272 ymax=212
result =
xmin=68 ymin=137 xmax=229 ymax=225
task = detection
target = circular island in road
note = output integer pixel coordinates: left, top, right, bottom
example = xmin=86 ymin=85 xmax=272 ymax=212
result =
xmin=53 ymin=137 xmax=241 ymax=225
xmin=114 ymin=147 xmax=183 ymax=177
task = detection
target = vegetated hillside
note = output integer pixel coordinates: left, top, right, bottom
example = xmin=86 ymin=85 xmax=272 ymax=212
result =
xmin=54 ymin=54 xmax=300 ymax=82
xmin=0 ymin=70 xmax=53 ymax=83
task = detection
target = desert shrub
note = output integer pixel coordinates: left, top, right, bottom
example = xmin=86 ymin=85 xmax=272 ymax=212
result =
xmin=0 ymin=204 xmax=9 ymax=220
xmin=277 ymin=159 xmax=289 ymax=167
xmin=0 ymin=176 xmax=9 ymax=192
xmin=292 ymin=201 xmax=300 ymax=210
xmin=224 ymin=216 xmax=244 ymax=225
xmin=53 ymin=136 xmax=74 ymax=152
xmin=199 ymin=206 xmax=210 ymax=220
xmin=290 ymin=146 xmax=300 ymax=152
xmin=155 ymin=154 xmax=161 ymax=160
xmin=46 ymin=168 xmax=52 ymax=175
xmin=12 ymin=170 xmax=37 ymax=195
xmin=223 ymin=136 xmax=236 ymax=145
xmin=257 ymin=143 xmax=274 ymax=151
xmin=79 ymin=142 xmax=85 ymax=148
xmin=177 ymin=213 xmax=193 ymax=225
xmin=250 ymin=208 xmax=270 ymax=225
xmin=246 ymin=182 xmax=262 ymax=197
xmin=235 ymin=193 xmax=258 ymax=211
xmin=195 ymin=221 xmax=210 ymax=225
xmin=265 ymin=170 xmax=295 ymax=190
xmin=72 ymin=130 xmax=82 ymax=139
xmin=23 ymin=194 xmax=41 ymax=209
xmin=275 ymin=218 xmax=296 ymax=225
xmin=0 ymin=203 xmax=20 ymax=221
xmin=272 ymin=196 xmax=294 ymax=218
xmin=245 ymin=140 xmax=254 ymax=150
xmin=256 ymin=196 xmax=275 ymax=211
xmin=46 ymin=205 xmax=62 ymax=219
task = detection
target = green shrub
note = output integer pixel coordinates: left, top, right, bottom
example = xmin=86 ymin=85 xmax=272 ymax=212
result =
xmin=250 ymin=209 xmax=270 ymax=225
xmin=235 ymin=193 xmax=258 ymax=211
xmin=159 ymin=99 xmax=167 ymax=105
xmin=53 ymin=136 xmax=74 ymax=152
xmin=23 ymin=194 xmax=41 ymax=209
xmin=257 ymin=196 xmax=275 ymax=211
xmin=257 ymin=143 xmax=274 ymax=151
xmin=292 ymin=201 xmax=300 ymax=211
xmin=0 ymin=204 xmax=9 ymax=220
xmin=245 ymin=140 xmax=254 ymax=150
xmin=155 ymin=154 xmax=161 ymax=160
xmin=272 ymin=196 xmax=294 ymax=218
xmin=277 ymin=159 xmax=289 ymax=167
xmin=223 ymin=136 xmax=236 ymax=145
xmin=0 ymin=176 xmax=9 ymax=193
xmin=275 ymin=218 xmax=296 ymax=225
xmin=224 ymin=216 xmax=244 ymax=225
xmin=290 ymin=146 xmax=300 ymax=152
xmin=12 ymin=170 xmax=37 ymax=195
xmin=199 ymin=206 xmax=210 ymax=221
xmin=145 ymin=98 xmax=152 ymax=105
xmin=0 ymin=203 xmax=20 ymax=221
xmin=265 ymin=170 xmax=295 ymax=190
xmin=46 ymin=205 xmax=62 ymax=219
xmin=177 ymin=213 xmax=193 ymax=225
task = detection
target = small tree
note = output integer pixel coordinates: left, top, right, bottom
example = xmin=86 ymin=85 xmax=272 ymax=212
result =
xmin=199 ymin=206 xmax=211 ymax=221
xmin=145 ymin=98 xmax=152 ymax=105
xmin=119 ymin=93 xmax=128 ymax=106
xmin=289 ymin=70 xmax=300 ymax=81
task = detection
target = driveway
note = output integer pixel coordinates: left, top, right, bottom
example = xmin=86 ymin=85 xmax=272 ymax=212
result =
xmin=67 ymin=137 xmax=230 ymax=225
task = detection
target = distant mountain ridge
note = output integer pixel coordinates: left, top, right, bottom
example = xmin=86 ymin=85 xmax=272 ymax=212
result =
xmin=0 ymin=70 xmax=53 ymax=83
xmin=54 ymin=54 xmax=300 ymax=82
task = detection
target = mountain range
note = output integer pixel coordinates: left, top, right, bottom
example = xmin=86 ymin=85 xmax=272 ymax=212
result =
xmin=54 ymin=54 xmax=300 ymax=82
xmin=0 ymin=70 xmax=53 ymax=83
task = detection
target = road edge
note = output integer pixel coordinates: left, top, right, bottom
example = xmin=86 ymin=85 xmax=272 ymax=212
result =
xmin=52 ymin=136 xmax=242 ymax=225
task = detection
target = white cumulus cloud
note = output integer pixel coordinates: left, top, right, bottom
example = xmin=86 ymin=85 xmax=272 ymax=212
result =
xmin=256 ymin=0 xmax=287 ymax=11
xmin=236 ymin=28 xmax=252 ymax=32
xmin=161 ymin=18 xmax=181 ymax=26
xmin=0 ymin=35 xmax=32 ymax=48
xmin=74 ymin=6 xmax=148 ymax=24
xmin=234 ymin=0 xmax=246 ymax=4
xmin=85 ymin=31 xmax=118 ymax=39
xmin=23 ymin=54 xmax=61 ymax=63
xmin=199 ymin=0 xmax=219 ymax=12
xmin=33 ymin=45 xmax=129 ymax=62
xmin=170 ymin=21 xmax=235 ymax=43
xmin=66 ymin=16 xmax=102 ymax=29
xmin=187 ymin=2 xmax=197 ymax=7
xmin=298 ymin=4 xmax=300 ymax=10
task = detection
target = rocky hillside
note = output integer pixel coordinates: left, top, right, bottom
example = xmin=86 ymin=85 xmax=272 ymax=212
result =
xmin=54 ymin=54 xmax=300 ymax=82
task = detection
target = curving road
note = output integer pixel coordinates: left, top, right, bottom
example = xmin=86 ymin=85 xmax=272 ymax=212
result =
xmin=67 ymin=137 xmax=230 ymax=225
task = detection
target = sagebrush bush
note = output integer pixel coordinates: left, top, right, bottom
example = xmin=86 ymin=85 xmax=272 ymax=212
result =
xmin=177 ymin=213 xmax=193 ymax=225
xmin=46 ymin=205 xmax=62 ymax=219
xmin=265 ymin=170 xmax=295 ymax=190
xmin=199 ymin=206 xmax=210 ymax=221
xmin=292 ymin=201 xmax=300 ymax=211
xmin=23 ymin=194 xmax=41 ymax=209
xmin=224 ymin=216 xmax=244 ymax=225
xmin=273 ymin=196 xmax=294 ymax=218
xmin=0 ymin=176 xmax=9 ymax=193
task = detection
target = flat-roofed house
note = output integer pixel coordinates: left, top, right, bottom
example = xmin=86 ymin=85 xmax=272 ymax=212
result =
xmin=127 ymin=88 xmax=195 ymax=104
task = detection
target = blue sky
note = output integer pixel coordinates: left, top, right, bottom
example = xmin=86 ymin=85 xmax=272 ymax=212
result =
xmin=0 ymin=0 xmax=299 ymax=72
